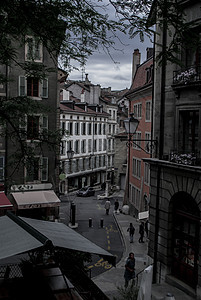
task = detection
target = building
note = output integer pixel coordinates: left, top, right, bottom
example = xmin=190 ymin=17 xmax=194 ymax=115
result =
xmin=0 ymin=34 xmax=61 ymax=219
xmin=146 ymin=0 xmax=201 ymax=297
xmin=124 ymin=48 xmax=153 ymax=217
xmin=59 ymin=75 xmax=124 ymax=193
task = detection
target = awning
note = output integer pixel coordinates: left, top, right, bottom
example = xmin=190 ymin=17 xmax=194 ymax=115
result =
xmin=0 ymin=212 xmax=115 ymax=266
xmin=11 ymin=190 xmax=60 ymax=209
xmin=0 ymin=192 xmax=13 ymax=209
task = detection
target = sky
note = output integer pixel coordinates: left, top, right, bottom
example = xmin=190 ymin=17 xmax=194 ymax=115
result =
xmin=68 ymin=1 xmax=153 ymax=91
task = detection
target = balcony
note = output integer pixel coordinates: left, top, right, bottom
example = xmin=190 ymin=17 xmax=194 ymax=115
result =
xmin=173 ymin=66 xmax=201 ymax=88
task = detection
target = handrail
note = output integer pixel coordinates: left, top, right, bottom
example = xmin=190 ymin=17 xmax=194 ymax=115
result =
xmin=135 ymin=264 xmax=154 ymax=286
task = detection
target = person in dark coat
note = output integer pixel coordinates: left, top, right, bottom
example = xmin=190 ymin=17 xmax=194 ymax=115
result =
xmin=127 ymin=223 xmax=135 ymax=243
xmin=139 ymin=222 xmax=145 ymax=243
xmin=124 ymin=252 xmax=135 ymax=288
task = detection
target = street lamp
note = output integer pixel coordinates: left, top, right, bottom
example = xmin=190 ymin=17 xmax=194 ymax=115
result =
xmin=123 ymin=113 xmax=139 ymax=207
xmin=67 ymin=148 xmax=74 ymax=191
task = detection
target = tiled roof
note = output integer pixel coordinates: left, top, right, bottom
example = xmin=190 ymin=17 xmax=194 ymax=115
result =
xmin=130 ymin=57 xmax=153 ymax=90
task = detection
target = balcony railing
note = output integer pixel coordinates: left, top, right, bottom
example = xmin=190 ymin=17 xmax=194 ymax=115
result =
xmin=173 ymin=66 xmax=201 ymax=85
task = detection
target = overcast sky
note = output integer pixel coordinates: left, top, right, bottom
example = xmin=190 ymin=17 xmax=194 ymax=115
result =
xmin=68 ymin=1 xmax=153 ymax=91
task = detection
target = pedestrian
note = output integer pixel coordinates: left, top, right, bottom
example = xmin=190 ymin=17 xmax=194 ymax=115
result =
xmin=114 ymin=199 xmax=119 ymax=213
xmin=124 ymin=252 xmax=135 ymax=288
xmin=104 ymin=199 xmax=111 ymax=215
xmin=139 ymin=222 xmax=145 ymax=243
xmin=127 ymin=223 xmax=135 ymax=243
xmin=145 ymin=219 xmax=149 ymax=238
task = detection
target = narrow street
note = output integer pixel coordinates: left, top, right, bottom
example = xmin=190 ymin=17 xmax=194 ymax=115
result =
xmin=59 ymin=190 xmax=124 ymax=277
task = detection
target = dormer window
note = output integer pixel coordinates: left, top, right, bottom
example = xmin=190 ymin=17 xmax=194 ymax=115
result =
xmin=146 ymin=65 xmax=153 ymax=83
xmin=25 ymin=36 xmax=43 ymax=62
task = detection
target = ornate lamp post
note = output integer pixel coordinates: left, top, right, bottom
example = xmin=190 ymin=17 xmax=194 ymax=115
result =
xmin=123 ymin=113 xmax=139 ymax=207
xmin=67 ymin=148 xmax=74 ymax=191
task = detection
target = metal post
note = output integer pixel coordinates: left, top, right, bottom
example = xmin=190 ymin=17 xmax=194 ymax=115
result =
xmin=100 ymin=218 xmax=104 ymax=228
xmin=71 ymin=202 xmax=76 ymax=226
xmin=89 ymin=218 xmax=92 ymax=227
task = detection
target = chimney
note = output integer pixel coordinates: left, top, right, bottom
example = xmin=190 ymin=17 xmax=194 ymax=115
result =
xmin=85 ymin=73 xmax=90 ymax=84
xmin=132 ymin=49 xmax=141 ymax=80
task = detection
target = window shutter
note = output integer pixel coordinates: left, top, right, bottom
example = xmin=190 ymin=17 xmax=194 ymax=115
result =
xmin=19 ymin=76 xmax=26 ymax=96
xmin=19 ymin=115 xmax=27 ymax=140
xmin=41 ymin=79 xmax=48 ymax=98
xmin=41 ymin=157 xmax=48 ymax=181
xmin=40 ymin=115 xmax=48 ymax=139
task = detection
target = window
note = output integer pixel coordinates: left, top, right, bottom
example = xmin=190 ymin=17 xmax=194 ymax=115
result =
xmin=25 ymin=36 xmax=43 ymax=62
xmin=133 ymin=131 xmax=141 ymax=150
xmin=94 ymin=139 xmax=97 ymax=152
xmin=19 ymin=76 xmax=48 ymax=98
xmin=60 ymin=141 xmax=66 ymax=155
xmin=88 ymin=123 xmax=92 ymax=135
xmin=103 ymin=124 xmax=106 ymax=135
xmin=133 ymin=103 xmax=142 ymax=119
xmin=144 ymin=163 xmax=150 ymax=185
xmin=26 ymin=156 xmax=48 ymax=182
xmin=113 ymin=125 xmax=116 ymax=135
xmin=0 ymin=157 xmax=4 ymax=181
xmin=61 ymin=122 xmax=65 ymax=135
xmin=20 ymin=115 xmax=48 ymax=140
xmin=81 ymin=123 xmax=86 ymax=135
xmin=131 ymin=185 xmax=141 ymax=207
xmin=81 ymin=140 xmax=86 ymax=153
xmin=178 ymin=110 xmax=199 ymax=153
xmin=99 ymin=139 xmax=102 ymax=151
xmin=88 ymin=139 xmax=92 ymax=153
xmin=94 ymin=123 xmax=97 ymax=135
xmin=145 ymin=132 xmax=151 ymax=153
xmin=145 ymin=101 xmax=151 ymax=121
xmin=74 ymin=140 xmax=80 ymax=154
xmin=132 ymin=158 xmax=141 ymax=178
xmin=98 ymin=123 xmax=102 ymax=135
xmin=75 ymin=122 xmax=80 ymax=135
xmin=103 ymin=139 xmax=107 ymax=151
xmin=68 ymin=122 xmax=73 ymax=135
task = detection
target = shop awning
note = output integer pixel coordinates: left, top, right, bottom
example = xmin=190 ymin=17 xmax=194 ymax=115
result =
xmin=0 ymin=192 xmax=13 ymax=209
xmin=0 ymin=212 xmax=116 ymax=266
xmin=11 ymin=190 xmax=60 ymax=209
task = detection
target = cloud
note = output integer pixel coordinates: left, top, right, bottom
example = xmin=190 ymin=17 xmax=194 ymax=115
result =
xmin=69 ymin=1 xmax=153 ymax=90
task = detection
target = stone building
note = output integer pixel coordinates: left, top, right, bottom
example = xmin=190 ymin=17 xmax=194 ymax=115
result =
xmin=0 ymin=35 xmax=60 ymax=220
xmin=146 ymin=0 xmax=201 ymax=297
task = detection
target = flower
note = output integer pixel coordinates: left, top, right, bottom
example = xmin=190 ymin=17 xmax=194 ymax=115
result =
xmin=175 ymin=68 xmax=196 ymax=84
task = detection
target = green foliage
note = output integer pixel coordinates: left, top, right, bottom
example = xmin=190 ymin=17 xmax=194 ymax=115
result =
xmin=113 ymin=281 xmax=139 ymax=300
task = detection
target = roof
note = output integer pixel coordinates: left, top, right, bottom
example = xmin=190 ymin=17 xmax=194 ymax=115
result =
xmin=130 ymin=57 xmax=153 ymax=90
xmin=0 ymin=212 xmax=116 ymax=266
xmin=11 ymin=190 xmax=60 ymax=209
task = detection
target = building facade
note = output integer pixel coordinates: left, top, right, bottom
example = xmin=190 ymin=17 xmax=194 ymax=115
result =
xmin=146 ymin=1 xmax=201 ymax=297
xmin=0 ymin=35 xmax=60 ymax=219
xmin=125 ymin=49 xmax=153 ymax=217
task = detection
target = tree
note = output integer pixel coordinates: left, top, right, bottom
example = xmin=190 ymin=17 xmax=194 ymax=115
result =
xmin=0 ymin=0 xmax=200 ymax=190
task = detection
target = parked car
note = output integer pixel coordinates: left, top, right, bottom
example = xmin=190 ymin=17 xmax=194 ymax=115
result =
xmin=76 ymin=186 xmax=95 ymax=197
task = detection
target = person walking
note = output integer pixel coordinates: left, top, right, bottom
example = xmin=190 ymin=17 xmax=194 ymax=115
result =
xmin=145 ymin=219 xmax=149 ymax=238
xmin=127 ymin=223 xmax=135 ymax=243
xmin=124 ymin=252 xmax=135 ymax=288
xmin=104 ymin=199 xmax=111 ymax=215
xmin=139 ymin=222 xmax=145 ymax=243
xmin=114 ymin=199 xmax=119 ymax=213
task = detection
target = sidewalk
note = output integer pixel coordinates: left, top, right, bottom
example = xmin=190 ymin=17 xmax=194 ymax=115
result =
xmin=92 ymin=191 xmax=195 ymax=300
xmin=92 ymin=207 xmax=148 ymax=299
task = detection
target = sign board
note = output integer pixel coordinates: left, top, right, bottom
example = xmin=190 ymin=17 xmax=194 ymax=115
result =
xmin=138 ymin=211 xmax=149 ymax=220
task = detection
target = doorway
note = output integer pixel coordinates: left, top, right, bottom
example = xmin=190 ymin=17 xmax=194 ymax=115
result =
xmin=172 ymin=192 xmax=199 ymax=288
